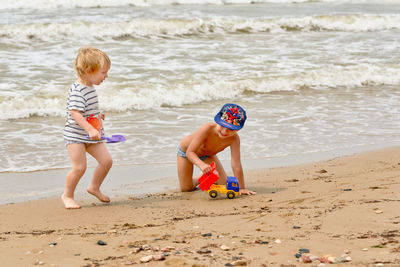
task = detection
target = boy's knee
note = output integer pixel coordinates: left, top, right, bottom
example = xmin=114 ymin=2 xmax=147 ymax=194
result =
xmin=180 ymin=185 xmax=195 ymax=192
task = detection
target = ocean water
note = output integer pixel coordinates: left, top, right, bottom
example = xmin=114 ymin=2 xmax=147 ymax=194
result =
xmin=1 ymin=0 xmax=400 ymax=199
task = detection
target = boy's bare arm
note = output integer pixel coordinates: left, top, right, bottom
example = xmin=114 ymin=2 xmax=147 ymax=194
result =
xmin=230 ymin=135 xmax=256 ymax=195
xmin=70 ymin=109 xmax=101 ymax=140
xmin=186 ymin=124 xmax=212 ymax=173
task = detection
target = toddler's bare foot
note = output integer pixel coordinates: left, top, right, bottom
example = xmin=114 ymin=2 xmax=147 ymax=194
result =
xmin=87 ymin=187 xmax=110 ymax=203
xmin=61 ymin=194 xmax=81 ymax=209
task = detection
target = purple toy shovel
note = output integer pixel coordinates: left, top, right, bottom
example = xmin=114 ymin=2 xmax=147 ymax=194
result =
xmin=102 ymin=135 xmax=126 ymax=143
xmin=86 ymin=134 xmax=126 ymax=143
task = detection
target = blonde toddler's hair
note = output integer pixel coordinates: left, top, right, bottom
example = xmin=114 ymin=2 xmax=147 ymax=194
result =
xmin=74 ymin=47 xmax=111 ymax=79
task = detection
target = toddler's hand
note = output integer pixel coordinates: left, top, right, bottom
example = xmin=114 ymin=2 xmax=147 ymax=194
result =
xmin=239 ymin=188 xmax=256 ymax=195
xmin=88 ymin=128 xmax=101 ymax=140
xmin=101 ymin=113 xmax=105 ymax=120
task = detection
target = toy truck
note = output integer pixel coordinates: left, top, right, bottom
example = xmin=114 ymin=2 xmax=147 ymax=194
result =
xmin=198 ymin=162 xmax=240 ymax=199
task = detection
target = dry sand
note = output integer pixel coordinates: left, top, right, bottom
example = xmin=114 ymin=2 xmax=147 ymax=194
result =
xmin=1 ymin=147 xmax=400 ymax=266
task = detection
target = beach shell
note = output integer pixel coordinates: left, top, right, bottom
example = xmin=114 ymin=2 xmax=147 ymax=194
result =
xmin=161 ymin=246 xmax=175 ymax=252
xmin=153 ymin=254 xmax=166 ymax=261
xmin=232 ymin=259 xmax=248 ymax=266
xmin=140 ymin=255 xmax=153 ymax=263
xmin=129 ymin=247 xmax=141 ymax=254
xmin=300 ymin=255 xmax=312 ymax=263
xmin=221 ymin=245 xmax=230 ymax=251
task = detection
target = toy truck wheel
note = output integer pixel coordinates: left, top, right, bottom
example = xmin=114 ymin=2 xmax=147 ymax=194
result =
xmin=209 ymin=190 xmax=218 ymax=198
xmin=227 ymin=191 xmax=235 ymax=199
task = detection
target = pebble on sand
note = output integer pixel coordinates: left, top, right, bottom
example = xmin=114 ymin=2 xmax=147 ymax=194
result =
xmin=97 ymin=240 xmax=107 ymax=246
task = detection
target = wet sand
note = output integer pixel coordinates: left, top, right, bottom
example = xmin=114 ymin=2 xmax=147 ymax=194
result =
xmin=1 ymin=147 xmax=400 ymax=266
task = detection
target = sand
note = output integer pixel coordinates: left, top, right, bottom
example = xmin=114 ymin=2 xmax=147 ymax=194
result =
xmin=1 ymin=147 xmax=400 ymax=266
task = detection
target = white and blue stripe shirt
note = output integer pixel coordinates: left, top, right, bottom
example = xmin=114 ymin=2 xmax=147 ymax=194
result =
xmin=63 ymin=82 xmax=103 ymax=143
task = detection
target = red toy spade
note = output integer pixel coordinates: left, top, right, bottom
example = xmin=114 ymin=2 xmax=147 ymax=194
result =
xmin=198 ymin=162 xmax=219 ymax=191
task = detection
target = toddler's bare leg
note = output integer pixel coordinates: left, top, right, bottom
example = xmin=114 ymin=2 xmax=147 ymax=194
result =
xmin=177 ymin=156 xmax=195 ymax=191
xmin=62 ymin=144 xmax=87 ymax=209
xmin=86 ymin=143 xmax=112 ymax=203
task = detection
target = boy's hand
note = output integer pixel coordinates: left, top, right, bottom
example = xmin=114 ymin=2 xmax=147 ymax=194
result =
xmin=200 ymin=163 xmax=212 ymax=174
xmin=239 ymin=188 xmax=256 ymax=195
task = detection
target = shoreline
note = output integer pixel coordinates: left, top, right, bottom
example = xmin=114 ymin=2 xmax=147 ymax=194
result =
xmin=1 ymin=146 xmax=400 ymax=266
xmin=2 ymin=141 xmax=400 ymax=205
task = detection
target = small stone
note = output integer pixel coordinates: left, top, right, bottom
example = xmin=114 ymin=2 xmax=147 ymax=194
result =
xmin=274 ymin=239 xmax=281 ymax=244
xmin=97 ymin=240 xmax=107 ymax=246
xmin=49 ymin=242 xmax=57 ymax=247
xmin=175 ymin=238 xmax=186 ymax=244
xmin=343 ymin=188 xmax=352 ymax=191
xmin=362 ymin=248 xmax=368 ymax=251
xmin=34 ymin=260 xmax=45 ymax=265
xmin=202 ymin=233 xmax=212 ymax=237
xmin=197 ymin=248 xmax=212 ymax=254
xmin=293 ymin=226 xmax=301 ymax=229
xmin=299 ymin=248 xmax=310 ymax=253
xmin=375 ymin=210 xmax=383 ymax=214
xmin=337 ymin=255 xmax=351 ymax=262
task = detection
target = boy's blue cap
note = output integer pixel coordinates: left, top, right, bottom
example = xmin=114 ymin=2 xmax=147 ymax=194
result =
xmin=214 ymin=103 xmax=247 ymax=130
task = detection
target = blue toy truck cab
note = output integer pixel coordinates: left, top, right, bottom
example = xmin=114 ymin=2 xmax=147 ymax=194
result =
xmin=226 ymin=176 xmax=239 ymax=192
